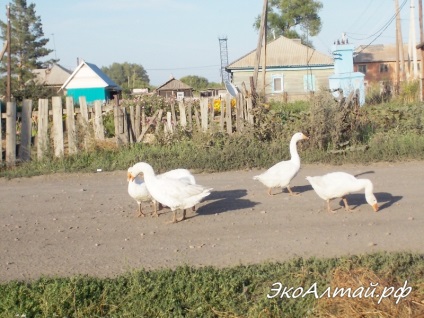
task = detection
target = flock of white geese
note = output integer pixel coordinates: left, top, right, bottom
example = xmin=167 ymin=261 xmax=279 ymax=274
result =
xmin=127 ymin=132 xmax=379 ymax=223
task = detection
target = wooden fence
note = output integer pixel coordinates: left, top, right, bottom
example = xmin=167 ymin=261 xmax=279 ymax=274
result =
xmin=1 ymin=93 xmax=254 ymax=166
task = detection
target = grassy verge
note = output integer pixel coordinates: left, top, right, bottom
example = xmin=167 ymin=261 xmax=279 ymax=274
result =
xmin=2 ymin=130 xmax=424 ymax=179
xmin=1 ymin=252 xmax=423 ymax=317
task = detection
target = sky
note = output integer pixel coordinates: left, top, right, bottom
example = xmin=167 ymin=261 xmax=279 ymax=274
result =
xmin=0 ymin=0 xmax=420 ymax=86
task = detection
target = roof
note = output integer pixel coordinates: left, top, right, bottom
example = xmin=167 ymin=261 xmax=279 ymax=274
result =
xmin=59 ymin=60 xmax=121 ymax=91
xmin=226 ymin=36 xmax=334 ymax=70
xmin=155 ymin=77 xmax=192 ymax=91
xmin=354 ymin=44 xmax=421 ymax=63
xmin=32 ymin=64 xmax=72 ymax=86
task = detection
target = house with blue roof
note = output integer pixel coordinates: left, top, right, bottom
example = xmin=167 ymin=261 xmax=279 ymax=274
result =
xmin=59 ymin=60 xmax=121 ymax=104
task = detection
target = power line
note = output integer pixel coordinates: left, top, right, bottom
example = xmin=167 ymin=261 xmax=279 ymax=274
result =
xmin=349 ymin=0 xmax=408 ymax=54
xmin=146 ymin=64 xmax=219 ymax=71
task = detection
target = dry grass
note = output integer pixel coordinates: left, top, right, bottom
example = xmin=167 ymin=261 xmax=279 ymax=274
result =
xmin=314 ymin=267 xmax=424 ymax=318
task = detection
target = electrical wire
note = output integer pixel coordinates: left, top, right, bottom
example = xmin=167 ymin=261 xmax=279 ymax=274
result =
xmin=146 ymin=65 xmax=219 ymax=71
xmin=350 ymin=0 xmax=408 ymax=54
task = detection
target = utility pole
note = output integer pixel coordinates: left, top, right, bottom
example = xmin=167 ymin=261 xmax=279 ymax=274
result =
xmin=395 ymin=0 xmax=400 ymax=93
xmin=253 ymin=0 xmax=268 ymax=94
xmin=396 ymin=0 xmax=407 ymax=81
xmin=409 ymin=0 xmax=419 ymax=79
xmin=6 ymin=5 xmax=11 ymax=102
xmin=419 ymin=0 xmax=424 ymax=99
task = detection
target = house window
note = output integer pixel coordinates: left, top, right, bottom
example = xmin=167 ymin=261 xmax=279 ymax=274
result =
xmin=272 ymin=75 xmax=284 ymax=93
xmin=303 ymin=74 xmax=316 ymax=92
xmin=358 ymin=64 xmax=367 ymax=74
xmin=177 ymin=91 xmax=184 ymax=101
xmin=380 ymin=64 xmax=389 ymax=73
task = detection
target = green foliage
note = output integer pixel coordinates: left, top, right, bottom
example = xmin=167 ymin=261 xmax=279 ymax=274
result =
xmin=179 ymin=75 xmax=209 ymax=91
xmin=0 ymin=252 xmax=422 ymax=317
xmin=101 ymin=62 xmax=150 ymax=97
xmin=254 ymin=0 xmax=323 ymax=45
xmin=0 ymin=0 xmax=55 ymax=93
xmin=4 ymin=92 xmax=424 ymax=178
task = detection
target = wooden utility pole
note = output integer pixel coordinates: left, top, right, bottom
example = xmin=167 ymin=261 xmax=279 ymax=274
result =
xmin=6 ymin=5 xmax=11 ymax=102
xmin=395 ymin=0 xmax=400 ymax=93
xmin=419 ymin=0 xmax=424 ymax=100
xmin=252 ymin=0 xmax=268 ymax=93
xmin=396 ymin=0 xmax=406 ymax=82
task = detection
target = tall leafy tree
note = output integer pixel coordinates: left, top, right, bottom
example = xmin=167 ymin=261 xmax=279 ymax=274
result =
xmin=254 ymin=0 xmax=323 ymax=47
xmin=179 ymin=75 xmax=209 ymax=91
xmin=101 ymin=62 xmax=150 ymax=91
xmin=0 ymin=0 xmax=55 ymax=93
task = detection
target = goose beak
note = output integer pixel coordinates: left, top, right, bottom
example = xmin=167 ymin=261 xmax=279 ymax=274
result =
xmin=372 ymin=203 xmax=379 ymax=212
xmin=302 ymin=134 xmax=309 ymax=140
xmin=127 ymin=172 xmax=135 ymax=182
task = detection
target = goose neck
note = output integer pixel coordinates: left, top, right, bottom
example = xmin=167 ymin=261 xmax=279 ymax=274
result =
xmin=289 ymin=139 xmax=300 ymax=161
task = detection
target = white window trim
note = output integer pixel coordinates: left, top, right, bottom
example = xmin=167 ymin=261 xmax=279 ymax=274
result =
xmin=272 ymin=75 xmax=284 ymax=93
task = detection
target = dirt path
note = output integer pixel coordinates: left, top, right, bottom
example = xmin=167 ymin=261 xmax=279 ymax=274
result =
xmin=1 ymin=161 xmax=423 ymax=282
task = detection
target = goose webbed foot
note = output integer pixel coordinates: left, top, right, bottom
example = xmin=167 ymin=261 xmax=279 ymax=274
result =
xmin=167 ymin=211 xmax=178 ymax=224
xmin=287 ymin=186 xmax=300 ymax=196
xmin=342 ymin=197 xmax=355 ymax=212
xmin=178 ymin=209 xmax=187 ymax=222
xmin=137 ymin=204 xmax=145 ymax=217
xmin=326 ymin=200 xmax=337 ymax=214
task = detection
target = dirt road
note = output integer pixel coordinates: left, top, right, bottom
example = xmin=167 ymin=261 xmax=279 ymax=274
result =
xmin=1 ymin=161 xmax=423 ymax=282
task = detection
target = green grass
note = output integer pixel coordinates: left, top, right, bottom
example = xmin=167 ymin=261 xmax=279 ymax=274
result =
xmin=1 ymin=252 xmax=423 ymax=317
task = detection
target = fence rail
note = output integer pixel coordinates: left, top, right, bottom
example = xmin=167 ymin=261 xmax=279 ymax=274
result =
xmin=1 ymin=93 xmax=254 ymax=166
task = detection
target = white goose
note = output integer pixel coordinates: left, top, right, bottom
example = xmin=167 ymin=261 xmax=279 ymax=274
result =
xmin=128 ymin=162 xmax=212 ymax=223
xmin=253 ymin=132 xmax=309 ymax=195
xmin=127 ymin=165 xmax=195 ymax=217
xmin=306 ymin=172 xmax=379 ymax=213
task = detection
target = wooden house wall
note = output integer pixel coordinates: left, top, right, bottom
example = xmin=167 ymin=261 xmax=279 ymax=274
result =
xmin=157 ymin=89 xmax=193 ymax=98
xmin=231 ymin=68 xmax=333 ymax=100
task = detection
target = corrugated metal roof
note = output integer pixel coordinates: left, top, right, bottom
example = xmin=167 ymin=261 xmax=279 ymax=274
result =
xmin=354 ymin=44 xmax=421 ymax=63
xmin=156 ymin=77 xmax=192 ymax=90
xmin=33 ymin=64 xmax=71 ymax=86
xmin=226 ymin=36 xmax=333 ymax=70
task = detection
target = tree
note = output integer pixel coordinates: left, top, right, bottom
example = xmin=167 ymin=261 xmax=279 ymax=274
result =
xmin=101 ymin=62 xmax=150 ymax=94
xmin=179 ymin=75 xmax=209 ymax=91
xmin=254 ymin=0 xmax=323 ymax=47
xmin=0 ymin=0 xmax=55 ymax=95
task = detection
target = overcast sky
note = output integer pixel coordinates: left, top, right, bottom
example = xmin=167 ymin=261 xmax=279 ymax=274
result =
xmin=0 ymin=0 xmax=419 ymax=86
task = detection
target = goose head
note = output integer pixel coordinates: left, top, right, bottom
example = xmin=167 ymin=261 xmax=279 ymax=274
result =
xmin=365 ymin=193 xmax=379 ymax=212
xmin=127 ymin=162 xmax=155 ymax=182
xmin=292 ymin=132 xmax=309 ymax=142
xmin=127 ymin=167 xmax=136 ymax=182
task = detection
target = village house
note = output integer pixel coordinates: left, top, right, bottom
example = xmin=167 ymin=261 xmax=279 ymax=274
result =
xmin=225 ymin=35 xmax=334 ymax=102
xmin=31 ymin=63 xmax=72 ymax=94
xmin=353 ymin=44 xmax=422 ymax=87
xmin=154 ymin=77 xmax=193 ymax=100
xmin=59 ymin=60 xmax=121 ymax=104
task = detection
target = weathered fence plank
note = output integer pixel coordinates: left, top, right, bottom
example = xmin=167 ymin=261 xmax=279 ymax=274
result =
xmin=219 ymin=99 xmax=225 ymax=132
xmin=135 ymin=104 xmax=141 ymax=137
xmin=200 ymin=98 xmax=208 ymax=132
xmin=0 ymin=108 xmax=2 ymax=163
xmin=79 ymin=96 xmax=90 ymax=149
xmin=137 ymin=109 xmax=159 ymax=142
xmin=178 ymin=100 xmax=187 ymax=128
xmin=6 ymin=102 xmax=16 ymax=165
xmin=66 ymin=97 xmax=77 ymax=155
xmin=18 ymin=99 xmax=32 ymax=162
xmin=225 ymin=93 xmax=232 ymax=134
xmin=37 ymin=99 xmax=49 ymax=160
xmin=93 ymin=100 xmax=105 ymax=141
xmin=52 ymin=96 xmax=64 ymax=158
